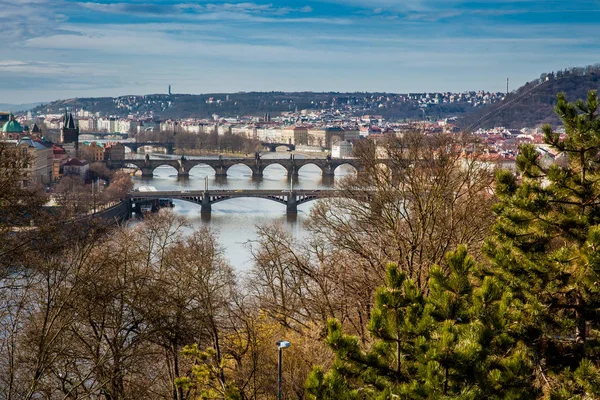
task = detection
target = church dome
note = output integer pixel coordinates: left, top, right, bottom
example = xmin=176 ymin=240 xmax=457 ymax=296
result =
xmin=1 ymin=114 xmax=23 ymax=133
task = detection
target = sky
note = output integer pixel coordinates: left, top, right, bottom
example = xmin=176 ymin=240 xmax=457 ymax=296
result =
xmin=2 ymin=0 xmax=600 ymax=103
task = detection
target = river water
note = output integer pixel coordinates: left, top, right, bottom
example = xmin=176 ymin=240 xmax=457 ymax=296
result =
xmin=130 ymin=152 xmax=355 ymax=271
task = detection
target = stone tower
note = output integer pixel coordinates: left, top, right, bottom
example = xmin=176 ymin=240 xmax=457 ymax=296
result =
xmin=60 ymin=111 xmax=79 ymax=151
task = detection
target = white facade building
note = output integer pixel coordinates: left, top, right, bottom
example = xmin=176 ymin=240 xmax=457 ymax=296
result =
xmin=331 ymin=140 xmax=353 ymax=158
xmin=118 ymin=120 xmax=135 ymax=134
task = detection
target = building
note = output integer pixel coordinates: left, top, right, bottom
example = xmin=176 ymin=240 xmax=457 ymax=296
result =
xmin=1 ymin=114 xmax=26 ymax=140
xmin=60 ymin=112 xmax=79 ymax=152
xmin=63 ymin=158 xmax=89 ymax=180
xmin=308 ymin=128 xmax=326 ymax=147
xmin=332 ymin=140 xmax=353 ymax=158
xmin=81 ymin=142 xmax=105 ymax=161
xmin=282 ymin=126 xmax=309 ymax=145
xmin=52 ymin=144 xmax=68 ymax=181
xmin=118 ymin=119 xmax=135 ymax=134
xmin=324 ymin=127 xmax=345 ymax=148
xmin=78 ymin=118 xmax=97 ymax=132
xmin=104 ymin=142 xmax=125 ymax=160
xmin=30 ymin=123 xmax=42 ymax=138
xmin=342 ymin=127 xmax=360 ymax=141
xmin=18 ymin=137 xmax=53 ymax=184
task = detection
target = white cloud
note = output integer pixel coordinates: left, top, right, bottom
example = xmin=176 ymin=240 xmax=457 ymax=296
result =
xmin=78 ymin=1 xmax=315 ymax=17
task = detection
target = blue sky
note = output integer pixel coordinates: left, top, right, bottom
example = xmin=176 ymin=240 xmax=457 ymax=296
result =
xmin=2 ymin=0 xmax=600 ymax=103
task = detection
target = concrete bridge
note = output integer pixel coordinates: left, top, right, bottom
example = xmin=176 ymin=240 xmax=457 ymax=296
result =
xmin=106 ymin=156 xmax=366 ymax=178
xmin=128 ymin=189 xmax=342 ymax=214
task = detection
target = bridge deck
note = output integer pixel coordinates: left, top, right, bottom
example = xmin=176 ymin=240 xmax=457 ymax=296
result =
xmin=129 ymin=189 xmax=339 ymax=199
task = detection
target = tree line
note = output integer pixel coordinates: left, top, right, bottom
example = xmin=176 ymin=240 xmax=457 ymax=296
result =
xmin=134 ymin=130 xmax=262 ymax=155
xmin=1 ymin=91 xmax=600 ymax=399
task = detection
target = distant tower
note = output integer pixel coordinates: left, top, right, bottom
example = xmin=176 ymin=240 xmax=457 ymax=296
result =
xmin=506 ymin=78 xmax=509 ymax=95
xmin=168 ymin=85 xmax=172 ymax=95
xmin=60 ymin=111 xmax=80 ymax=153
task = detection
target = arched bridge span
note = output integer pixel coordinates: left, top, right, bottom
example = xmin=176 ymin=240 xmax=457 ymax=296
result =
xmin=106 ymin=157 xmax=367 ymax=178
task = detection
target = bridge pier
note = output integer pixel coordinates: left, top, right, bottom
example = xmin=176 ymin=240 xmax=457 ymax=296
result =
xmin=321 ymin=166 xmax=335 ymax=178
xmin=287 ymin=166 xmax=299 ymax=177
xmin=286 ymin=191 xmax=298 ymax=214
xmin=127 ymin=198 xmax=133 ymax=219
xmin=251 ymin=166 xmax=264 ymax=179
xmin=140 ymin=167 xmax=154 ymax=177
xmin=215 ymin=166 xmax=228 ymax=177
xmin=321 ymin=175 xmax=335 ymax=186
xmin=178 ymin=168 xmax=189 ymax=178
xmin=201 ymin=192 xmax=212 ymax=214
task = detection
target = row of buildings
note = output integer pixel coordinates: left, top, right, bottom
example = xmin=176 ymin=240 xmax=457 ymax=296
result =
xmin=1 ymin=112 xmax=91 ymax=185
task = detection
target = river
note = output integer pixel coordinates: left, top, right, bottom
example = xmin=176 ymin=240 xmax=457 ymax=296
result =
xmin=130 ymin=152 xmax=355 ymax=271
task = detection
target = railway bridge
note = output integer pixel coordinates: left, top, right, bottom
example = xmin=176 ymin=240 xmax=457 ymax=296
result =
xmin=128 ymin=189 xmax=343 ymax=214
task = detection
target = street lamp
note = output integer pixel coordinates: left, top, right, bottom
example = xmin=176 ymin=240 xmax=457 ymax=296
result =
xmin=276 ymin=340 xmax=291 ymax=400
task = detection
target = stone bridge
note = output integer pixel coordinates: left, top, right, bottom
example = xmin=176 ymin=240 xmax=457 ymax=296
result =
xmin=128 ymin=189 xmax=342 ymax=214
xmin=106 ymin=156 xmax=367 ymax=178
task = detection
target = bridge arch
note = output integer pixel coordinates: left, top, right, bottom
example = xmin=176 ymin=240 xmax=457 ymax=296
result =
xmin=225 ymin=163 xmax=253 ymax=177
xmin=121 ymin=143 xmax=139 ymax=154
xmin=296 ymin=162 xmax=323 ymax=176
xmin=274 ymin=145 xmax=294 ymax=152
xmin=144 ymin=145 xmax=171 ymax=154
xmin=120 ymin=162 xmax=142 ymax=174
xmin=188 ymin=163 xmax=218 ymax=176
xmin=122 ymin=143 xmax=173 ymax=154
xmin=333 ymin=163 xmax=359 ymax=176
xmin=261 ymin=142 xmax=295 ymax=152
xmin=262 ymin=162 xmax=288 ymax=176
xmin=150 ymin=163 xmax=180 ymax=176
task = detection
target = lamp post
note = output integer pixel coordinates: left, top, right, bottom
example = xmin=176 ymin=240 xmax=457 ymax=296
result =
xmin=276 ymin=340 xmax=290 ymax=400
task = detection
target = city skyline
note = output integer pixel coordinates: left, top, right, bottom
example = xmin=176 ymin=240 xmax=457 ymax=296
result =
xmin=2 ymin=0 xmax=600 ymax=103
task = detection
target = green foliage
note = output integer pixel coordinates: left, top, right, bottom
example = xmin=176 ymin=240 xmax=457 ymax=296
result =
xmin=484 ymin=90 xmax=600 ymax=397
xmin=306 ymin=247 xmax=536 ymax=399
xmin=177 ymin=344 xmax=242 ymax=400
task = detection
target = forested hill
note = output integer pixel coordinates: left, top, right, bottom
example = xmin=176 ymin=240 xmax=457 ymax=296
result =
xmin=459 ymin=66 xmax=600 ymax=130
xmin=30 ymin=91 xmax=500 ymax=121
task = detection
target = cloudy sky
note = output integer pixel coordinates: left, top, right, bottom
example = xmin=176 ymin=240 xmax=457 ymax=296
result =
xmin=2 ymin=0 xmax=600 ymax=103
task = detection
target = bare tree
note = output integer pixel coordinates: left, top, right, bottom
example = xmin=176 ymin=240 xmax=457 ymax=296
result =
xmin=310 ymin=132 xmax=495 ymax=291
xmin=246 ymin=132 xmax=496 ymax=345
xmin=0 ymin=142 xmax=48 ymax=265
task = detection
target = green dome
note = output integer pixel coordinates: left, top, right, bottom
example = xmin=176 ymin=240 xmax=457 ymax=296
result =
xmin=1 ymin=114 xmax=23 ymax=134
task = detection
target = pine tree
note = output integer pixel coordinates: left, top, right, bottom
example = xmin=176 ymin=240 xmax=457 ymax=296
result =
xmin=484 ymin=91 xmax=600 ymax=397
xmin=306 ymin=247 xmax=534 ymax=399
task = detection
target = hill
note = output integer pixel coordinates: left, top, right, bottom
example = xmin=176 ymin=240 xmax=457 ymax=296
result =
xmin=0 ymin=102 xmax=43 ymax=112
xmin=459 ymin=65 xmax=600 ymax=130
xmin=30 ymin=91 xmax=502 ymax=121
